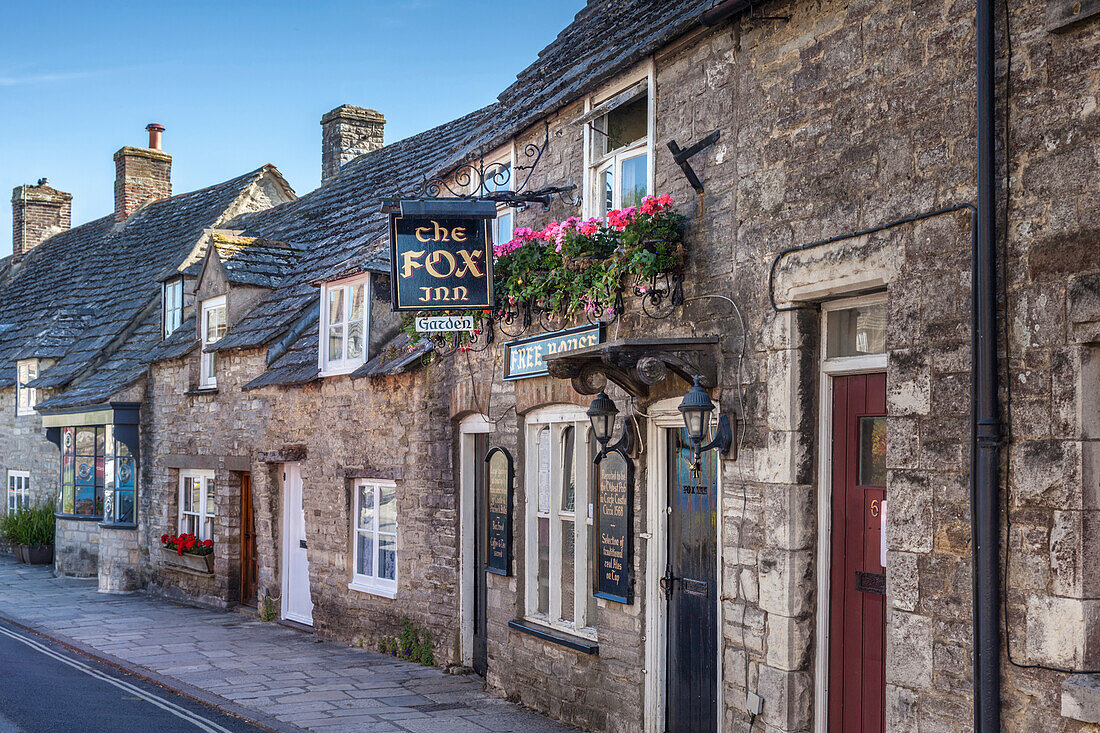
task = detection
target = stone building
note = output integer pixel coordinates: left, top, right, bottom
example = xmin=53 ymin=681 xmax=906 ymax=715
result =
xmin=2 ymin=0 xmax=1099 ymax=731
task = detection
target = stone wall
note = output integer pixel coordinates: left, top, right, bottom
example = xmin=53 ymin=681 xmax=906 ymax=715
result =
xmin=0 ymin=387 xmax=59 ymax=520
xmin=54 ymin=517 xmax=98 ymax=577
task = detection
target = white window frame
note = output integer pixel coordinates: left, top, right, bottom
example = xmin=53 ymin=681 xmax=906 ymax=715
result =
xmin=200 ymin=296 xmax=226 ymax=388
xmin=7 ymin=471 xmax=30 ymax=513
xmin=319 ymin=274 xmax=371 ymax=376
xmin=163 ymin=278 xmax=184 ymax=339
xmin=178 ymin=469 xmax=216 ymax=541
xmin=16 ymin=359 xmax=38 ymax=416
xmin=524 ymin=405 xmax=597 ymax=640
xmin=349 ymin=479 xmax=398 ymax=598
xmin=582 ymin=62 xmax=655 ymax=219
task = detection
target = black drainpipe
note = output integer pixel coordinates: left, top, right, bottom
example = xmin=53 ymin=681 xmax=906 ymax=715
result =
xmin=973 ymin=0 xmax=1002 ymax=724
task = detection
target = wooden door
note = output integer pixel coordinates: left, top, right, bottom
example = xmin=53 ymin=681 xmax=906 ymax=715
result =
xmin=666 ymin=428 xmax=718 ymax=732
xmin=828 ymin=373 xmax=887 ymax=733
xmin=472 ymin=433 xmax=489 ymax=676
xmin=240 ymin=473 xmax=257 ymax=606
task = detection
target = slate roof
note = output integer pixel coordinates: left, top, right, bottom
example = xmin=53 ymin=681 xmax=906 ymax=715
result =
xmin=0 ymin=166 xmax=288 ymax=408
xmin=188 ymin=233 xmax=302 ymax=289
xmin=206 ymin=0 xmax=714 ymax=388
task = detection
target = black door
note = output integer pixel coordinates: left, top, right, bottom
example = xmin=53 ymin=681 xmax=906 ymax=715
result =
xmin=666 ymin=428 xmax=718 ymax=732
xmin=472 ymin=433 xmax=489 ymax=676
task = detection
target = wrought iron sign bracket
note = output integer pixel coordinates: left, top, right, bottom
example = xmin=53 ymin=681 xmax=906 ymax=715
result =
xmin=544 ymin=337 xmax=720 ymax=399
xmin=667 ymin=130 xmax=720 ymax=194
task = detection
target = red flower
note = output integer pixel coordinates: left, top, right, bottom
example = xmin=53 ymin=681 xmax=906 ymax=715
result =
xmin=203 ymin=540 xmax=213 ymax=548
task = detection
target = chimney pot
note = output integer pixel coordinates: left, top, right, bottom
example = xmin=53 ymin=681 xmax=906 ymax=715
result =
xmin=146 ymin=123 xmax=165 ymax=150
xmin=320 ymin=105 xmax=385 ymax=183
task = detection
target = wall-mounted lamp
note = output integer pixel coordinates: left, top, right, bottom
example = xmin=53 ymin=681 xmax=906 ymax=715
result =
xmin=587 ymin=391 xmax=633 ymax=458
xmin=678 ymin=376 xmax=734 ymax=464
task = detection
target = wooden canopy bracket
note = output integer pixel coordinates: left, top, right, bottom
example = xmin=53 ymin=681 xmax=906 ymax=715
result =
xmin=667 ymin=130 xmax=720 ymax=194
xmin=544 ymin=337 xmax=720 ymax=399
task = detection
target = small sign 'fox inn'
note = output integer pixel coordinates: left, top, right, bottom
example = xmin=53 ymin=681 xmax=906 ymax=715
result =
xmin=388 ymin=200 xmax=495 ymax=311
xmin=503 ymin=324 xmax=601 ymax=380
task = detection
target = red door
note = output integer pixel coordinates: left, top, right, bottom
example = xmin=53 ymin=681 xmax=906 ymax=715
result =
xmin=828 ymin=373 xmax=887 ymax=733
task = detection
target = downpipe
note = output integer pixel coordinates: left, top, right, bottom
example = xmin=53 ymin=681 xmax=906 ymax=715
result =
xmin=972 ymin=0 xmax=1002 ymax=726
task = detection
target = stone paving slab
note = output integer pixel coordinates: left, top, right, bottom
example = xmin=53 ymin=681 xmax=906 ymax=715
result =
xmin=0 ymin=559 xmax=577 ymax=733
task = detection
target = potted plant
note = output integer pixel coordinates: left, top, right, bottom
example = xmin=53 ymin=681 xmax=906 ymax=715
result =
xmin=160 ymin=532 xmax=214 ymax=573
xmin=0 ymin=503 xmax=56 ymax=564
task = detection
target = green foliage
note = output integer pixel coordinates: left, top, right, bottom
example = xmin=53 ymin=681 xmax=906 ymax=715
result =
xmin=0 ymin=503 xmax=55 ymax=546
xmin=377 ymin=616 xmax=435 ymax=666
xmin=257 ymin=593 xmax=278 ymax=622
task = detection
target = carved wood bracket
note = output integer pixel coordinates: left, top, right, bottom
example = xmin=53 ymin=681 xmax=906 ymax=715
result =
xmin=544 ymin=337 xmax=720 ymax=399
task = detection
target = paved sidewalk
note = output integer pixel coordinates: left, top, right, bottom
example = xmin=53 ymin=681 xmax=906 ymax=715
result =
xmin=0 ymin=559 xmax=575 ymax=733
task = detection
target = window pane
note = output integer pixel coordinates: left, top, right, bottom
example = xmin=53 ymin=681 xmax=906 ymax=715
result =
xmin=103 ymin=489 xmax=114 ymax=522
xmin=560 ymin=519 xmax=575 ymax=624
xmin=561 ymin=427 xmax=575 ymax=513
xmin=606 ymin=94 xmax=647 ymax=152
xmin=61 ymin=485 xmax=74 ymax=514
xmin=358 ymin=484 xmax=375 ymax=530
xmin=347 ymin=321 xmax=363 ymax=361
xmin=537 ymin=516 xmax=550 ymax=615
xmin=117 ymin=457 xmax=134 ymax=490
xmin=187 ymin=478 xmax=201 ymax=514
xmin=205 ymin=477 xmax=216 ymax=516
xmin=328 ymin=288 xmax=344 ymax=326
xmin=859 ymin=417 xmax=887 ymax=487
xmin=203 ymin=517 xmax=213 ymax=541
xmin=620 ymin=154 xmax=647 ymax=209
xmin=600 ymin=168 xmax=614 ymax=216
xmin=356 ymin=532 xmax=374 ymax=577
xmin=62 ymin=454 xmax=74 ymax=486
xmin=378 ymin=484 xmax=396 ymax=534
xmin=537 ymin=428 xmax=551 ymax=514
xmin=74 ymin=485 xmax=95 ymax=515
xmin=349 ymin=284 xmax=364 ymax=322
xmin=75 ymin=427 xmax=95 ymax=455
xmin=378 ymin=535 xmax=396 ymax=581
xmin=63 ymin=428 xmax=74 ymax=456
xmin=327 ymin=326 xmax=344 ymax=364
xmin=496 ymin=212 xmax=512 ymax=245
xmin=827 ymin=303 xmax=887 ymax=358
xmin=117 ymin=491 xmax=135 ymax=524
xmin=587 ymin=519 xmax=598 ymax=624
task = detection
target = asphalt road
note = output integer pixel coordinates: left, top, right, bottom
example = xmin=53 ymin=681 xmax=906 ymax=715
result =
xmin=0 ymin=619 xmax=271 ymax=733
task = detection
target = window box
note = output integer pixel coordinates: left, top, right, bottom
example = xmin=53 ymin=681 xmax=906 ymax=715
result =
xmin=160 ymin=545 xmax=214 ymax=574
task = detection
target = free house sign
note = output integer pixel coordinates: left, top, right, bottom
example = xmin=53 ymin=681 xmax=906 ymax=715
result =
xmin=503 ymin=323 xmax=601 ymax=380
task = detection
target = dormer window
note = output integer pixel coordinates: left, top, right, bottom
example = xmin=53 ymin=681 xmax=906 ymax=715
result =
xmin=200 ymin=296 xmax=226 ymax=388
xmin=319 ymin=275 xmax=370 ymax=375
xmin=163 ymin=278 xmax=184 ymax=338
xmin=16 ymin=359 xmax=38 ymax=416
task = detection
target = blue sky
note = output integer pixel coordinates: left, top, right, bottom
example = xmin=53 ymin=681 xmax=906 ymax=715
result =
xmin=0 ymin=1 xmax=584 ymax=255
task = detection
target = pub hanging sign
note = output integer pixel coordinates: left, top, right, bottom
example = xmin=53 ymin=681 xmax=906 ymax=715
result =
xmin=388 ymin=199 xmax=496 ymax=311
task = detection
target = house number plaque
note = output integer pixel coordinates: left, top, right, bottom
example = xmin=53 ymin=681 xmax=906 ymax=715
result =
xmin=484 ymin=447 xmax=513 ymax=576
xmin=595 ymin=449 xmax=634 ymax=604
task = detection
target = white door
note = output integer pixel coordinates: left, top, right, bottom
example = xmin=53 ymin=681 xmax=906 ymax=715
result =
xmin=281 ymin=463 xmax=313 ymax=625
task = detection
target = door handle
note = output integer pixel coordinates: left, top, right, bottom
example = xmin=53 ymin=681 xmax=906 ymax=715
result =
xmin=299 ymin=539 xmax=307 ymax=550
xmin=660 ymin=565 xmax=676 ymax=598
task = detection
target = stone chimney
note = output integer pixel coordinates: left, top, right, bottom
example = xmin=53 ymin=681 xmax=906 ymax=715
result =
xmin=11 ymin=178 xmax=72 ymax=262
xmin=114 ymin=124 xmax=172 ymax=222
xmin=321 ymin=105 xmax=385 ymax=183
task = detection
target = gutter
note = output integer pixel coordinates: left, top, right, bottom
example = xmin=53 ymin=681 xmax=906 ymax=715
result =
xmin=972 ymin=0 xmax=1002 ymax=726
xmin=701 ymin=0 xmax=752 ymax=26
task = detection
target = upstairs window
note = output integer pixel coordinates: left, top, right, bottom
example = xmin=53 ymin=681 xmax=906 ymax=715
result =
xmin=7 ymin=471 xmax=29 ymax=513
xmin=200 ymin=296 xmax=226 ymax=388
xmin=320 ymin=276 xmax=369 ymax=375
xmin=16 ymin=359 xmax=38 ymax=416
xmin=481 ymin=161 xmax=513 ymax=246
xmin=587 ymin=80 xmax=650 ymax=217
xmin=163 ymin=278 xmax=184 ymax=338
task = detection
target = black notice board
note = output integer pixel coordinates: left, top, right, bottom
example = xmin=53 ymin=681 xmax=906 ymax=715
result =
xmin=595 ymin=449 xmax=634 ymax=603
xmin=485 ymin=446 xmax=513 ymax=576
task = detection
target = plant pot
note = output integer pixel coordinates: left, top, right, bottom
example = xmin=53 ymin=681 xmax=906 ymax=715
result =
xmin=14 ymin=545 xmax=28 ymax=564
xmin=23 ymin=544 xmax=53 ymax=565
xmin=160 ymin=546 xmax=214 ymax=574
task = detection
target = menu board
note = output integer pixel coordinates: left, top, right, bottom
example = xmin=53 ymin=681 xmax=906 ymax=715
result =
xmin=595 ymin=449 xmax=634 ymax=603
xmin=485 ymin=447 xmax=513 ymax=576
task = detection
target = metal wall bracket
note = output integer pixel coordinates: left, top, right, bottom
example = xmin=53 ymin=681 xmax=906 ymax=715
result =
xmin=667 ymin=130 xmax=720 ymax=194
xmin=544 ymin=337 xmax=719 ymax=399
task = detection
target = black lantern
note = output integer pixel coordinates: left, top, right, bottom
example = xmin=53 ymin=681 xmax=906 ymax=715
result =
xmin=587 ymin=391 xmax=633 ymax=458
xmin=678 ymin=376 xmax=734 ymax=461
xmin=587 ymin=391 xmax=619 ymax=447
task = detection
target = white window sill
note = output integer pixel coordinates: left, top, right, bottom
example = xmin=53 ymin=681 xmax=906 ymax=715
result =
xmin=348 ymin=580 xmax=397 ymax=599
xmin=15 ymin=410 xmax=36 ymax=417
xmin=319 ymin=364 xmax=365 ymax=378
xmin=525 ymin=614 xmax=598 ymax=643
